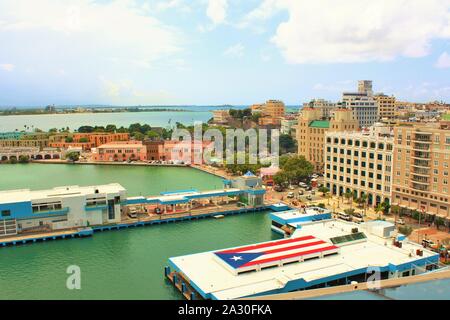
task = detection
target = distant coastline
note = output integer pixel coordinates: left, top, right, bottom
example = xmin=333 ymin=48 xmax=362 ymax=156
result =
xmin=0 ymin=107 xmax=196 ymax=116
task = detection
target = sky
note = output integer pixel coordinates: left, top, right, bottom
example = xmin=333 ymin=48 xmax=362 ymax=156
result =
xmin=0 ymin=0 xmax=450 ymax=106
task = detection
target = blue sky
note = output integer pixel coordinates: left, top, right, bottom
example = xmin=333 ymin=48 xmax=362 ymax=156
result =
xmin=0 ymin=0 xmax=450 ymax=106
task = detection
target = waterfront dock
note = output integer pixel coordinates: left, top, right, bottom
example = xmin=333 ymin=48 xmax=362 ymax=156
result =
xmin=0 ymin=205 xmax=270 ymax=248
xmin=0 ymin=228 xmax=93 ymax=247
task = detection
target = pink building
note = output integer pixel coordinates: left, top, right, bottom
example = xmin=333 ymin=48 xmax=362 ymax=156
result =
xmin=92 ymin=142 xmax=147 ymax=162
xmin=162 ymin=140 xmax=214 ymax=164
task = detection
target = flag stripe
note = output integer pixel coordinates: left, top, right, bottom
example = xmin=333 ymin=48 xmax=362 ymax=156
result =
xmin=241 ymin=245 xmax=338 ymax=268
xmin=249 ymin=242 xmax=331 ymax=263
xmin=262 ymin=240 xmax=326 ymax=255
xmin=217 ymin=235 xmax=315 ymax=254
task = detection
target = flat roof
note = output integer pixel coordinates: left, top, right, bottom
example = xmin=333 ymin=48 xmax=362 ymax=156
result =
xmin=169 ymin=219 xmax=438 ymax=300
xmin=127 ymin=188 xmax=244 ymax=205
xmin=0 ymin=183 xmax=126 ymax=204
xmin=309 ymin=120 xmax=330 ymax=128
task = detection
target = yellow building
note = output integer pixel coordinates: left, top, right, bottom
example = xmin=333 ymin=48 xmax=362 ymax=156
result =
xmin=375 ymin=94 xmax=396 ymax=122
xmin=212 ymin=109 xmax=231 ymax=124
xmin=297 ymin=108 xmax=359 ymax=172
xmin=392 ymin=122 xmax=450 ymax=219
xmin=262 ymin=100 xmax=285 ymax=118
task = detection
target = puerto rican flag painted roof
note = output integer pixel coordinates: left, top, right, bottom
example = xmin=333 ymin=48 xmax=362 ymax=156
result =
xmin=214 ymin=235 xmax=338 ymax=270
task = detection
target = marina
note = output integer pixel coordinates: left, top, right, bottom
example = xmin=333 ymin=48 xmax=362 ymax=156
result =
xmin=166 ymin=215 xmax=442 ymax=300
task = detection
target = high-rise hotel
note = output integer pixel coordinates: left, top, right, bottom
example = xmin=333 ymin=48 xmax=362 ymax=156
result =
xmin=324 ymin=124 xmax=394 ymax=206
xmin=391 ymin=122 xmax=450 ymax=218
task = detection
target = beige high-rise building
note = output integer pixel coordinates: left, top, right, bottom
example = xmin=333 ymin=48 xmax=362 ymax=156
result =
xmin=297 ymin=108 xmax=359 ymax=172
xmin=375 ymin=94 xmax=396 ymax=122
xmin=324 ymin=124 xmax=394 ymax=205
xmin=262 ymin=100 xmax=285 ymax=118
xmin=358 ymin=80 xmax=373 ymax=96
xmin=392 ymin=122 xmax=450 ymax=219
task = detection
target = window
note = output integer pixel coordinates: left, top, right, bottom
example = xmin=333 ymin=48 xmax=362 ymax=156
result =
xmin=1 ymin=210 xmax=11 ymax=217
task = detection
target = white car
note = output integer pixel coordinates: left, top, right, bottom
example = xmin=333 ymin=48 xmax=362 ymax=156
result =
xmin=397 ymin=218 xmax=405 ymax=225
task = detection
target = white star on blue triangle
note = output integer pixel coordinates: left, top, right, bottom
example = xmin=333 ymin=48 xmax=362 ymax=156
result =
xmin=215 ymin=252 xmax=264 ymax=269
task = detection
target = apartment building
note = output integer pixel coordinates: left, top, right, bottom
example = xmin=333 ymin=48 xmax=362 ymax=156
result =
xmin=375 ymin=94 xmax=396 ymax=122
xmin=49 ymin=132 xmax=130 ymax=151
xmin=92 ymin=142 xmax=147 ymax=162
xmin=324 ymin=124 xmax=394 ymax=206
xmin=302 ymin=99 xmax=337 ymax=119
xmin=252 ymin=100 xmax=286 ymax=126
xmin=212 ymin=109 xmax=231 ymax=124
xmin=358 ymin=80 xmax=373 ymax=96
xmin=391 ymin=122 xmax=450 ymax=219
xmin=0 ymin=133 xmax=49 ymax=149
xmin=342 ymin=92 xmax=379 ymax=128
xmin=297 ymin=108 xmax=359 ymax=172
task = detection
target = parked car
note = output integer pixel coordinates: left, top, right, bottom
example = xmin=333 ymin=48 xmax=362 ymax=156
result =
xmin=305 ymin=186 xmax=312 ymax=191
xmin=289 ymin=185 xmax=295 ymax=190
xmin=299 ymin=182 xmax=308 ymax=188
xmin=287 ymin=192 xmax=295 ymax=199
xmin=397 ymin=218 xmax=405 ymax=225
xmin=298 ymin=190 xmax=304 ymax=195
xmin=337 ymin=212 xmax=352 ymax=222
xmin=127 ymin=208 xmax=138 ymax=219
xmin=274 ymin=185 xmax=283 ymax=192
xmin=352 ymin=213 xmax=364 ymax=224
xmin=422 ymin=239 xmax=436 ymax=248
xmin=305 ymin=195 xmax=313 ymax=201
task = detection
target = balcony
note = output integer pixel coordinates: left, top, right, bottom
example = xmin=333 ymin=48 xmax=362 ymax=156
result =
xmin=411 ymin=182 xmax=429 ymax=191
xmin=30 ymin=207 xmax=70 ymax=218
xmin=411 ymin=175 xmax=429 ymax=184
xmin=413 ymin=159 xmax=430 ymax=168
xmin=412 ymin=151 xmax=431 ymax=160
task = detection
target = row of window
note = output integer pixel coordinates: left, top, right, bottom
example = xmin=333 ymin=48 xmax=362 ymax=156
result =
xmin=326 ymin=138 xmax=393 ymax=150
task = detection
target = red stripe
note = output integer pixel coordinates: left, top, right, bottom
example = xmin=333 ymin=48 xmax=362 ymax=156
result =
xmin=217 ymin=235 xmax=315 ymax=254
xmin=240 ymin=245 xmax=338 ymax=268
xmin=262 ymin=240 xmax=326 ymax=255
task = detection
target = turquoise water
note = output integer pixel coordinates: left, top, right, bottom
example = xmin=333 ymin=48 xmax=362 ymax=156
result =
xmin=0 ymin=164 xmax=279 ymax=299
xmin=0 ymin=111 xmax=213 ymax=132
xmin=0 ymin=164 xmax=224 ymax=197
xmin=0 ymin=106 xmax=300 ymax=132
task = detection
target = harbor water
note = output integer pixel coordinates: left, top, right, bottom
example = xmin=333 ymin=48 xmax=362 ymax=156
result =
xmin=0 ymin=164 xmax=278 ymax=299
xmin=0 ymin=164 xmax=447 ymax=300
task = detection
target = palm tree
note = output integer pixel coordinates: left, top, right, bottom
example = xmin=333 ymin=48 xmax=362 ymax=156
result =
xmin=391 ymin=205 xmax=400 ymax=225
xmin=357 ymin=194 xmax=367 ymax=216
xmin=375 ymin=203 xmax=384 ymax=220
xmin=344 ymin=191 xmax=353 ymax=207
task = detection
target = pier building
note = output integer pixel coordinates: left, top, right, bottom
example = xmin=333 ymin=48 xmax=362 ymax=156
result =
xmin=166 ymin=218 xmax=440 ymax=300
xmin=0 ymin=184 xmax=126 ymax=236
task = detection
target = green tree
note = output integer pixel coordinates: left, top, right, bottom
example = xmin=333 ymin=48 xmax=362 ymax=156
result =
xmin=375 ymin=203 xmax=384 ymax=220
xmin=344 ymin=191 xmax=353 ymax=207
xmin=391 ymin=205 xmax=400 ymax=224
xmin=18 ymin=155 xmax=30 ymax=163
xmin=105 ymin=124 xmax=117 ymax=132
xmin=65 ymin=151 xmax=79 ymax=162
xmin=132 ymin=132 xmax=145 ymax=141
xmin=279 ymin=134 xmax=297 ymax=154
xmin=146 ymin=130 xmax=161 ymax=140
xmin=65 ymin=136 xmax=74 ymax=143
xmin=318 ymin=186 xmax=329 ymax=197
xmin=79 ymin=137 xmax=89 ymax=143
xmin=398 ymin=225 xmax=413 ymax=237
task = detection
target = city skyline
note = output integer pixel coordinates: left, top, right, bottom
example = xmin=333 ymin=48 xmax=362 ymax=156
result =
xmin=1 ymin=0 xmax=450 ymax=106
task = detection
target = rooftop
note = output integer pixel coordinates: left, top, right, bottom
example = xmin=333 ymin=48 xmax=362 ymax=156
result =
xmin=309 ymin=120 xmax=330 ymax=128
xmin=169 ymin=219 xmax=438 ymax=300
xmin=0 ymin=183 xmax=126 ymax=204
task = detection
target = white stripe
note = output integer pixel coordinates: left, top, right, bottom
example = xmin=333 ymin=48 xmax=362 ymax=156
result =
xmin=245 ymin=242 xmax=333 ymax=263
xmin=239 ymin=237 xmax=320 ymax=254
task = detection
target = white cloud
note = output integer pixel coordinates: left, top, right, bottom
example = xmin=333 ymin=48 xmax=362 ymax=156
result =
xmin=99 ymin=76 xmax=174 ymax=105
xmin=435 ymin=52 xmax=450 ymax=68
xmin=245 ymin=0 xmax=450 ymax=64
xmin=224 ymin=43 xmax=244 ymax=58
xmin=206 ymin=0 xmax=228 ymax=25
xmin=0 ymin=0 xmax=183 ymax=68
xmin=154 ymin=0 xmax=191 ymax=13
xmin=0 ymin=63 xmax=15 ymax=72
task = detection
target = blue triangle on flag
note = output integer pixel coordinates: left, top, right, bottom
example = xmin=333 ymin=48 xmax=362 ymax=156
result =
xmin=214 ymin=252 xmax=264 ymax=269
